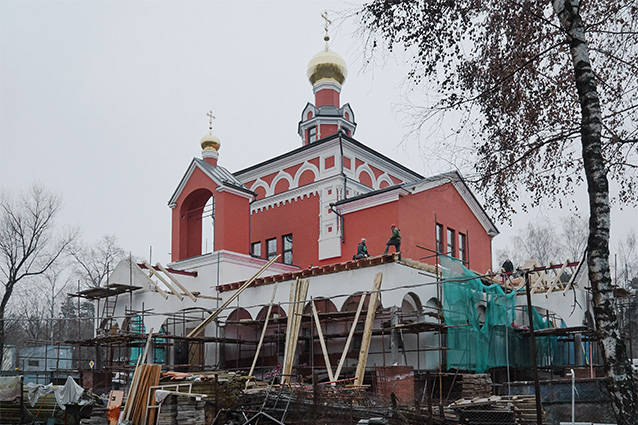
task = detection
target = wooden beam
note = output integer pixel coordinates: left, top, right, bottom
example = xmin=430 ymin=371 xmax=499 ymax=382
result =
xmin=334 ymin=292 xmax=367 ymax=381
xmin=155 ymin=262 xmax=197 ymax=302
xmin=354 ymin=273 xmax=383 ymax=386
xmin=132 ymin=262 xmax=168 ymax=299
xmin=311 ymin=299 xmax=335 ymax=383
xmin=281 ymin=278 xmax=297 ymax=385
xmin=123 ymin=328 xmax=154 ymax=421
xmin=282 ymin=278 xmax=309 ymax=385
xmin=187 ymin=255 xmax=279 ymax=338
xmin=143 ymin=261 xmax=183 ymax=301
xmin=546 ymin=260 xmax=569 ymax=297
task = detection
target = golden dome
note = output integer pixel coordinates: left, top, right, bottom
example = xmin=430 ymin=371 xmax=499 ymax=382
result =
xmin=201 ymin=133 xmax=220 ymax=152
xmin=307 ymin=40 xmax=348 ymax=86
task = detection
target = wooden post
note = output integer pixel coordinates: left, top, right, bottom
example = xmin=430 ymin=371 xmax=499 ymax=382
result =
xmin=334 ymin=293 xmax=367 ymax=381
xmin=311 ymin=299 xmax=335 ymax=382
xmin=525 ymin=272 xmax=544 ymax=425
xmin=282 ymin=279 xmax=309 ymax=384
xmin=354 ymin=273 xmax=383 ymax=386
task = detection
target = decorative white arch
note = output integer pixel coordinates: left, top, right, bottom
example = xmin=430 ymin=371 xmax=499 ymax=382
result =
xmin=292 ymin=162 xmax=320 ymax=188
xmin=269 ymin=171 xmax=294 ymax=196
xmin=355 ymin=163 xmax=377 ymax=188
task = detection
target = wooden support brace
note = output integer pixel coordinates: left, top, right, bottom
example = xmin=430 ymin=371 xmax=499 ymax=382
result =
xmin=132 ymin=261 xmax=168 ymax=299
xmin=155 ymin=262 xmax=197 ymax=302
xmin=144 ymin=261 xmax=183 ymax=301
xmin=546 ymin=260 xmax=569 ymax=297
xmin=311 ymin=299 xmax=335 ymax=383
xmin=354 ymin=273 xmax=383 ymax=386
xmin=334 ymin=292 xmax=367 ymax=382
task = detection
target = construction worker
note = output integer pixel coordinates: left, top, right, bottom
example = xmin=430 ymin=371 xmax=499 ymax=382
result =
xmin=353 ymin=238 xmax=370 ymax=260
xmin=383 ymin=224 xmax=401 ymax=256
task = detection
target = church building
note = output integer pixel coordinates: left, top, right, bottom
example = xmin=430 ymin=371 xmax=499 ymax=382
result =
xmin=95 ymin=25 xmax=590 ymax=392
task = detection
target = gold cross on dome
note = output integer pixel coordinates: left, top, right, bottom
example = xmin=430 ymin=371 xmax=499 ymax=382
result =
xmin=322 ymin=10 xmax=332 ymax=39
xmin=206 ymin=110 xmax=215 ymax=133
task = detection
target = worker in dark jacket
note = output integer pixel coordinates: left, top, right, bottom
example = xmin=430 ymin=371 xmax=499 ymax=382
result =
xmin=383 ymin=224 xmax=401 ymax=255
xmin=353 ymin=238 xmax=370 ymax=260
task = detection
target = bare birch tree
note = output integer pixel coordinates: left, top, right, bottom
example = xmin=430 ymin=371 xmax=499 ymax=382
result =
xmin=359 ymin=0 xmax=638 ymax=419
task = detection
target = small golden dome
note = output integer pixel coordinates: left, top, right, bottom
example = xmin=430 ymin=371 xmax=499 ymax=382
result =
xmin=307 ymin=41 xmax=348 ymax=86
xmin=201 ymin=133 xmax=220 ymax=152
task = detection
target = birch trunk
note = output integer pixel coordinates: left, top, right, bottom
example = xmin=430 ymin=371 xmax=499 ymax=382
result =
xmin=553 ymin=0 xmax=638 ymax=420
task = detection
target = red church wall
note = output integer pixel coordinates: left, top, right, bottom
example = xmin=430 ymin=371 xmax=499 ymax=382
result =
xmin=396 ymin=183 xmax=492 ymax=272
xmin=359 ymin=171 xmax=373 ymax=188
xmin=274 ymin=178 xmax=290 ymax=194
xmin=171 ymin=166 xmax=251 ymax=262
xmin=298 ymin=169 xmax=315 ymax=186
xmin=214 ymin=190 xmax=251 ymax=255
xmin=250 ymin=194 xmax=320 ymax=268
xmin=320 ymin=124 xmax=338 ymax=139
xmin=335 ymin=184 xmax=493 ymax=272
xmin=315 ymin=88 xmax=340 ymax=107
xmin=172 ymin=167 xmax=214 ymax=262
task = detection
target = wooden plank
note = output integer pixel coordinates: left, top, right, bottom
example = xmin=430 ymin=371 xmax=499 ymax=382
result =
xmin=144 ymin=261 xmax=183 ymax=301
xmin=281 ymin=278 xmax=298 ymax=385
xmin=311 ymin=299 xmax=335 ymax=383
xmin=282 ymin=279 xmax=309 ymax=385
xmin=132 ymin=261 xmax=168 ymax=299
xmin=155 ymin=262 xmax=197 ymax=302
xmin=247 ymin=281 xmax=279 ymax=385
xmin=187 ymin=255 xmax=279 ymax=338
xmin=123 ymin=328 xmax=154 ymax=421
xmin=334 ymin=292 xmax=367 ymax=381
xmin=354 ymin=273 xmax=383 ymax=386
xmin=283 ymin=279 xmax=304 ymax=384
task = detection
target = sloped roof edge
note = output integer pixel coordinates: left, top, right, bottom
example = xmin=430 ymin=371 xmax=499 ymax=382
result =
xmin=168 ymin=158 xmax=255 ymax=207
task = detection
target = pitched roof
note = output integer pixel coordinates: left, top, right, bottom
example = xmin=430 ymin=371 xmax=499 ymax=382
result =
xmin=233 ymin=132 xmax=424 ymax=180
xmin=334 ymin=170 xmax=499 ymax=236
xmin=168 ymin=158 xmax=254 ymax=207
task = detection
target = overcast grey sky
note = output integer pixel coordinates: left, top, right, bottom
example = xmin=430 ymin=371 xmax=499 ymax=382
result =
xmin=1 ymin=0 xmax=635 ymax=269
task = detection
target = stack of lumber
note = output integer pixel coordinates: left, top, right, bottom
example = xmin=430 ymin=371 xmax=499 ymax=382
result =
xmin=123 ymin=364 xmax=162 ymax=425
xmin=448 ymin=394 xmax=544 ymax=424
xmin=176 ymin=395 xmax=206 ymax=425
xmin=460 ymin=374 xmax=492 ymax=399
xmin=500 ymin=395 xmax=542 ymax=424
xmin=156 ymin=395 xmax=178 ymax=425
xmin=155 ymin=393 xmax=206 ymax=425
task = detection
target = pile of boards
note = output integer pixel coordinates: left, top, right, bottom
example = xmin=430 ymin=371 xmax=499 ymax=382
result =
xmin=460 ymin=374 xmax=492 ymax=399
xmin=121 ymin=364 xmax=162 ymax=425
xmin=156 ymin=394 xmax=206 ymax=425
xmin=448 ymin=394 xmax=543 ymax=424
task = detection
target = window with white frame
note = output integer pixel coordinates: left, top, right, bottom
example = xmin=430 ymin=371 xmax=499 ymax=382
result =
xmin=266 ymin=238 xmax=277 ymax=260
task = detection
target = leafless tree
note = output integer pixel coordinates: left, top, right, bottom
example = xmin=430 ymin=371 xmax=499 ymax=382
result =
xmin=0 ymin=185 xmax=77 ymax=369
xmin=617 ymin=231 xmax=638 ymax=289
xmin=512 ymin=220 xmax=562 ymax=266
xmin=359 ymin=0 xmax=638 ymax=419
xmin=68 ymin=234 xmax=125 ymax=288
xmin=559 ymin=214 xmax=588 ymax=262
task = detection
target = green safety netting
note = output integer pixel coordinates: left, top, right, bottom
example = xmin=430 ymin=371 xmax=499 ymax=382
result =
xmin=440 ymin=255 xmax=556 ymax=372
